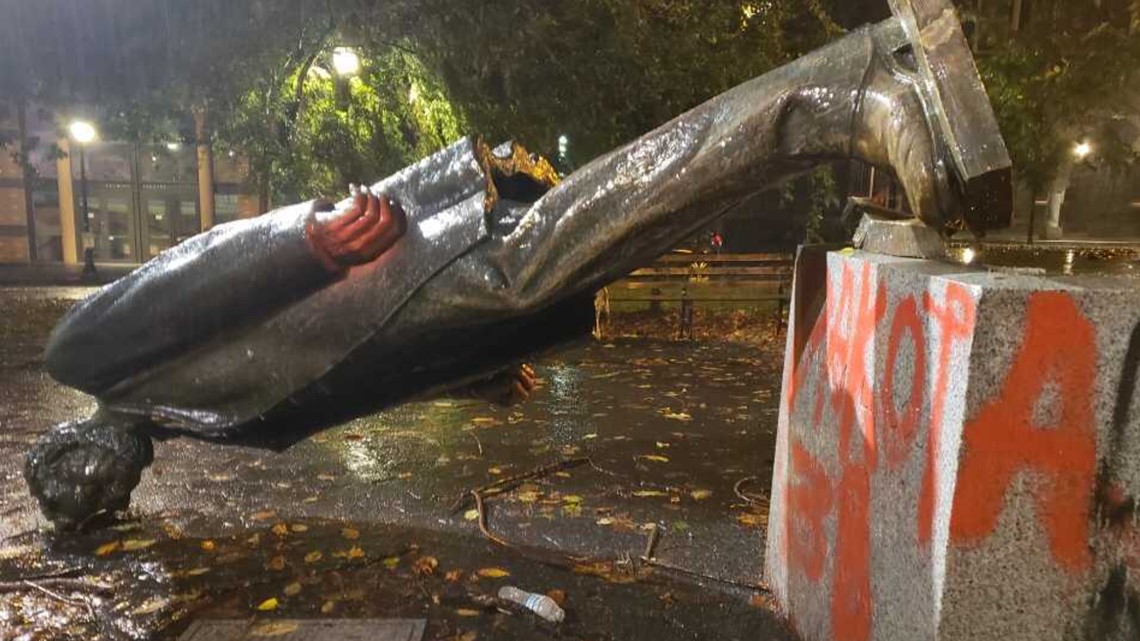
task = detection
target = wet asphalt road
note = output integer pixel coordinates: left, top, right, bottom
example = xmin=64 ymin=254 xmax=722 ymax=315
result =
xmin=0 ymin=286 xmax=790 ymax=641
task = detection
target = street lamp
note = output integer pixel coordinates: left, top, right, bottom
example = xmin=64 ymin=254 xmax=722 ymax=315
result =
xmin=69 ymin=120 xmax=98 ymax=277
xmin=332 ymin=47 xmax=361 ymax=76
xmin=1074 ymin=141 xmax=1093 ymax=160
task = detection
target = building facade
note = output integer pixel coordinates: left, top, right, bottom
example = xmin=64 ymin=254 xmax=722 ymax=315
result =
xmin=0 ymin=103 xmax=260 ymax=266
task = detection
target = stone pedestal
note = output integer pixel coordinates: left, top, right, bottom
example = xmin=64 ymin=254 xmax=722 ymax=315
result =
xmin=767 ymin=247 xmax=1140 ymax=641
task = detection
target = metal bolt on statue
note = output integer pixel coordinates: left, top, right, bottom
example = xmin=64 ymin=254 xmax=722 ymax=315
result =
xmin=26 ymin=0 xmax=1011 ymax=529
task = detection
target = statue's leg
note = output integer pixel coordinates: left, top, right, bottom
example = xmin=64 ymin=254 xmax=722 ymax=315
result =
xmin=24 ymin=410 xmax=154 ymax=529
xmin=403 ymin=19 xmax=960 ymax=321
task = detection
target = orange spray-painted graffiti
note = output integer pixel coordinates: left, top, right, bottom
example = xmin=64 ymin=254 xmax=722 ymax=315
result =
xmin=782 ymin=262 xmax=1098 ymax=640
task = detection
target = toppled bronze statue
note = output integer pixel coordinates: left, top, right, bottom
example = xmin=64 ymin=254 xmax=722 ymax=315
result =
xmin=26 ymin=0 xmax=1011 ymax=528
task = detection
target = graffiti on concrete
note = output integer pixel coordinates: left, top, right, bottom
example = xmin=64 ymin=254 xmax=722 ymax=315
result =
xmin=780 ymin=261 xmax=1111 ymax=640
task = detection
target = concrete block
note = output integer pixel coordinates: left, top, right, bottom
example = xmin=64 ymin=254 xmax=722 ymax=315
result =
xmin=853 ymin=214 xmax=946 ymax=259
xmin=767 ymin=247 xmax=1140 ymax=641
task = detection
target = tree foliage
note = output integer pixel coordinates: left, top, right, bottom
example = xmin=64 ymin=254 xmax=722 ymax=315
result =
xmin=1 ymin=0 xmax=846 ymax=205
xmin=968 ymin=0 xmax=1140 ymax=190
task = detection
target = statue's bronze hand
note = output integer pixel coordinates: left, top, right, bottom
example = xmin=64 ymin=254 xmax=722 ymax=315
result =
xmin=307 ymin=186 xmax=407 ymax=271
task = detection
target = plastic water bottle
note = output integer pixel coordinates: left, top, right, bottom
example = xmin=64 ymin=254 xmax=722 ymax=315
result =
xmin=497 ymin=586 xmax=565 ymax=622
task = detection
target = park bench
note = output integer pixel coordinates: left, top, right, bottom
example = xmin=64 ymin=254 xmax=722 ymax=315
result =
xmin=604 ymin=251 xmax=794 ymax=338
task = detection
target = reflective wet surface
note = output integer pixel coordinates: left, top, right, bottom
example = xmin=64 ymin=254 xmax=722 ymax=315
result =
xmin=947 ymin=242 xmax=1140 ymax=275
xmin=0 ymin=287 xmax=788 ymax=640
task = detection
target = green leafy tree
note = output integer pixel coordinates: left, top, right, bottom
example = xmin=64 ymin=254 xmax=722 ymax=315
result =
xmin=967 ymin=0 xmax=1140 ymax=192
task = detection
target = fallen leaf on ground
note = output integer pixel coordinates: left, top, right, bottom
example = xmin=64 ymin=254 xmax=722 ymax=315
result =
xmin=456 ymin=632 xmax=477 ymax=641
xmin=414 ymin=556 xmax=439 ymax=576
xmin=321 ymin=601 xmax=336 ymax=614
xmin=346 ymin=546 xmax=365 ymax=560
xmin=456 ymin=608 xmax=481 ymax=617
xmin=266 ymin=555 xmax=286 ymax=571
xmin=132 ymin=597 xmax=169 ymax=616
xmin=121 ymin=539 xmax=156 ymax=552
xmin=187 ymin=567 xmax=211 ymax=576
xmin=562 ymin=495 xmax=583 ymax=505
xmin=341 ymin=527 xmax=360 ymax=540
xmin=690 ymin=489 xmax=713 ymax=500
xmin=201 ymin=540 xmax=217 ymax=552
xmin=95 ymin=541 xmax=121 ymax=556
xmin=750 ymin=593 xmax=774 ymax=608
xmin=256 ymin=597 xmax=279 ymax=611
xmin=250 ymin=621 xmax=300 ymax=637
xmin=477 ymin=567 xmax=510 ymax=578
xmin=737 ymin=513 xmax=765 ymax=528
xmin=304 ymin=550 xmax=323 ymax=564
xmin=445 ymin=569 xmax=463 ymax=582
xmin=283 ymin=582 xmax=302 ymax=596
xmin=271 ymin=523 xmax=289 ymax=536
xmin=251 ymin=510 xmax=277 ymax=521
xmin=546 ymin=589 xmax=567 ymax=606
xmin=290 ymin=523 xmax=309 ymax=533
xmin=463 ymin=509 xmax=479 ymax=521
xmin=638 ymin=454 xmax=670 ymax=463
xmin=632 ymin=490 xmax=668 ymax=497
xmin=662 ymin=411 xmax=692 ymax=421
xmin=383 ymin=556 xmax=400 ymax=569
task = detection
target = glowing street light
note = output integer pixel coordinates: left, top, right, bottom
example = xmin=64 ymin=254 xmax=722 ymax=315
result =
xmin=1074 ymin=141 xmax=1093 ymax=160
xmin=332 ymin=47 xmax=361 ymax=76
xmin=69 ymin=120 xmax=98 ymax=276
xmin=166 ymin=142 xmax=181 ymax=151
xmin=69 ymin=120 xmax=97 ymax=144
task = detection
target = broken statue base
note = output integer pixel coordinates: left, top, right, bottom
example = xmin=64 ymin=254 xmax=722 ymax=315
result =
xmin=767 ymin=247 xmax=1140 ymax=641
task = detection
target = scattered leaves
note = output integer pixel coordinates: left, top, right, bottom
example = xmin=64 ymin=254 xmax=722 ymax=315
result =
xmin=632 ymin=490 xmax=669 ymax=497
xmin=271 ymin=523 xmax=289 ymax=537
xmin=638 ymin=454 xmax=670 ymax=463
xmin=383 ymin=556 xmax=401 ymax=569
xmin=456 ymin=608 xmax=481 ymax=617
xmin=251 ymin=510 xmax=277 ymax=521
xmin=463 ymin=509 xmax=479 ymax=521
xmin=476 ymin=567 xmax=510 ymax=579
xmin=690 ymin=489 xmax=713 ymax=500
xmin=304 ymin=550 xmax=323 ymax=564
xmin=445 ymin=569 xmax=464 ymax=582
xmin=255 ymin=597 xmax=279 ymax=611
xmin=267 ymin=555 xmax=287 ymax=571
xmin=546 ymin=589 xmax=567 ymax=606
xmin=290 ymin=523 xmax=309 ymax=533
xmin=284 ymin=582 xmax=303 ymax=596
xmin=341 ymin=527 xmax=360 ymax=540
xmin=200 ymin=540 xmax=217 ymax=552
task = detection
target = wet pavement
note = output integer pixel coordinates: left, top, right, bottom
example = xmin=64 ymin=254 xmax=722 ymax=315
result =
xmin=0 ymin=286 xmax=790 ymax=641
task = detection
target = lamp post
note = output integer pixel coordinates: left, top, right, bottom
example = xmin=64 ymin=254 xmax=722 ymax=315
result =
xmin=332 ymin=47 xmax=360 ymax=110
xmin=69 ymin=120 xmax=97 ymax=277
